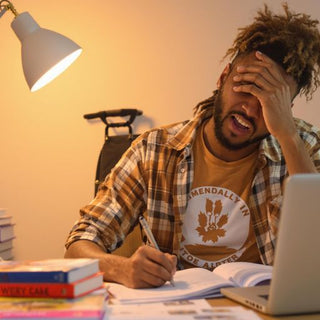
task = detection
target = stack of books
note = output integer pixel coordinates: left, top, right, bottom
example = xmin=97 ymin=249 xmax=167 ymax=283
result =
xmin=0 ymin=208 xmax=15 ymax=260
xmin=0 ymin=258 xmax=108 ymax=319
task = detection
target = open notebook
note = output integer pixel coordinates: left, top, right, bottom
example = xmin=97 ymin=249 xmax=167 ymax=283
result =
xmin=107 ymin=262 xmax=272 ymax=304
xmin=221 ymin=174 xmax=320 ymax=316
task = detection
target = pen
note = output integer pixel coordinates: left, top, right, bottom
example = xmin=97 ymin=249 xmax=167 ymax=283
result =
xmin=139 ymin=215 xmax=175 ymax=287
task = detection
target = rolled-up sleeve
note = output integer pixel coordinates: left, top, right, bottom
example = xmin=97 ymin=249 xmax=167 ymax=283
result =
xmin=65 ymin=136 xmax=148 ymax=252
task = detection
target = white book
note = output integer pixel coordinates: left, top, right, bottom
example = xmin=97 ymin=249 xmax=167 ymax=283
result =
xmin=0 ymin=216 xmax=12 ymax=226
xmin=0 ymin=249 xmax=13 ymax=260
xmin=108 ymin=262 xmax=272 ymax=304
xmin=0 ymin=224 xmax=15 ymax=242
xmin=0 ymin=240 xmax=13 ymax=252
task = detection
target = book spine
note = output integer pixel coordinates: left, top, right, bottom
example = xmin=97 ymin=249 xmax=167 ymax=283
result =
xmin=0 ymin=310 xmax=104 ymax=318
xmin=0 ymin=282 xmax=75 ymax=298
xmin=0 ymin=272 xmax=67 ymax=283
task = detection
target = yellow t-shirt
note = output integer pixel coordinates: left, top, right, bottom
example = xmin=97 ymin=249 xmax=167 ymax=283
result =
xmin=180 ymin=121 xmax=261 ymax=270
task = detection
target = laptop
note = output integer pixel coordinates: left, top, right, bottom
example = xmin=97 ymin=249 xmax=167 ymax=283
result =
xmin=221 ymin=174 xmax=320 ymax=316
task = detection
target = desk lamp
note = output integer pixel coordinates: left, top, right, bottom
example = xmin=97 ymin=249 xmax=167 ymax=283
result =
xmin=0 ymin=0 xmax=82 ymax=91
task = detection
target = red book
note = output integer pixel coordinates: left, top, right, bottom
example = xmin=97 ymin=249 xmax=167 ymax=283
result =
xmin=0 ymin=287 xmax=108 ymax=319
xmin=0 ymin=272 xmax=104 ymax=298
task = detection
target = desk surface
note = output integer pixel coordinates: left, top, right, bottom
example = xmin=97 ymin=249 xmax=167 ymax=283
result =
xmin=208 ymin=298 xmax=320 ymax=320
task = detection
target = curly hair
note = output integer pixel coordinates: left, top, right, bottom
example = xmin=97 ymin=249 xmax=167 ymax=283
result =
xmin=195 ymin=3 xmax=320 ymax=114
xmin=225 ymin=3 xmax=320 ymax=100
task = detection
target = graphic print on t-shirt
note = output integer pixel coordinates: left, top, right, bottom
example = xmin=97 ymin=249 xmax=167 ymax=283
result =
xmin=180 ymin=186 xmax=251 ymax=270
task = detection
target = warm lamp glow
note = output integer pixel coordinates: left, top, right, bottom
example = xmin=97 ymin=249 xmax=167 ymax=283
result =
xmin=31 ymin=48 xmax=82 ymax=92
xmin=0 ymin=0 xmax=82 ymax=91
xmin=11 ymin=12 xmax=82 ymax=92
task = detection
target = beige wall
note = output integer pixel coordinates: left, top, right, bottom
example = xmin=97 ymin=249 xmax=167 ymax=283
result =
xmin=1 ymin=0 xmax=319 ymax=260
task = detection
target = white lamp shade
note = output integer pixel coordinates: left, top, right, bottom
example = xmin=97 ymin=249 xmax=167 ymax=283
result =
xmin=11 ymin=12 xmax=82 ymax=92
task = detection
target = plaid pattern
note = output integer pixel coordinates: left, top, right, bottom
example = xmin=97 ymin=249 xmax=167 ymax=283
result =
xmin=65 ymin=109 xmax=320 ymax=266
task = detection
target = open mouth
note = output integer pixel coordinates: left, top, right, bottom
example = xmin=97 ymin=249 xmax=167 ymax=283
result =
xmin=231 ymin=114 xmax=251 ymax=131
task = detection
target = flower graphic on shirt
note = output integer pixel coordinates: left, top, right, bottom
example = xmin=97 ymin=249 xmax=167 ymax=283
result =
xmin=196 ymin=198 xmax=228 ymax=243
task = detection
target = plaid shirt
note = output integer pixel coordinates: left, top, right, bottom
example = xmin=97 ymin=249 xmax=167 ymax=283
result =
xmin=65 ymin=108 xmax=320 ymax=265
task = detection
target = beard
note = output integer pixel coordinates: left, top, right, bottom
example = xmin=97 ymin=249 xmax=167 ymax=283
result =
xmin=213 ymin=89 xmax=270 ymax=151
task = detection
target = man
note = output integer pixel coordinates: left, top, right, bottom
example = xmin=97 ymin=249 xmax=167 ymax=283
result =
xmin=65 ymin=4 xmax=320 ymax=289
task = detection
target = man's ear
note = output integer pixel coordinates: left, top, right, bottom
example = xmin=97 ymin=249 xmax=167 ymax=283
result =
xmin=217 ymin=63 xmax=231 ymax=89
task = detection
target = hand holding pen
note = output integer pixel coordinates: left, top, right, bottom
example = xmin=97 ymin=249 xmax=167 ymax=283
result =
xmin=139 ymin=215 xmax=176 ymax=287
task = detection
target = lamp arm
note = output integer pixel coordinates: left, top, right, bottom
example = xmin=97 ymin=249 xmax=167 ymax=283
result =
xmin=0 ymin=0 xmax=18 ymax=18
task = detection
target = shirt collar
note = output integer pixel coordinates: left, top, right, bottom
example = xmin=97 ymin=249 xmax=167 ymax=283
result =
xmin=167 ymin=106 xmax=283 ymax=164
xmin=167 ymin=108 xmax=212 ymax=150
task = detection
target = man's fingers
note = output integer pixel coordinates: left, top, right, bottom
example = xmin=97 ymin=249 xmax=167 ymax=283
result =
xmin=233 ymin=82 xmax=262 ymax=97
xmin=165 ymin=253 xmax=177 ymax=275
xmin=127 ymin=245 xmax=176 ymax=288
xmin=141 ymin=245 xmax=176 ymax=274
xmin=143 ymin=247 xmax=176 ymax=279
xmin=234 ymin=64 xmax=280 ymax=90
xmin=235 ymin=51 xmax=286 ymax=88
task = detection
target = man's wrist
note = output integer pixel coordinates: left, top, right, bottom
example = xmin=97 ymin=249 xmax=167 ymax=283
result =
xmin=277 ymin=131 xmax=301 ymax=150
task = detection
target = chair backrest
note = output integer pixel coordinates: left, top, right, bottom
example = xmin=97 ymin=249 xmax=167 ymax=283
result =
xmin=94 ymin=134 xmax=139 ymax=195
xmin=83 ymin=108 xmax=143 ymax=194
xmin=84 ymin=109 xmax=144 ymax=256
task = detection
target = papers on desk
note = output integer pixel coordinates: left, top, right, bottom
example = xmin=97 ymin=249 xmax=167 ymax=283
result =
xmin=107 ymin=299 xmax=262 ymax=320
